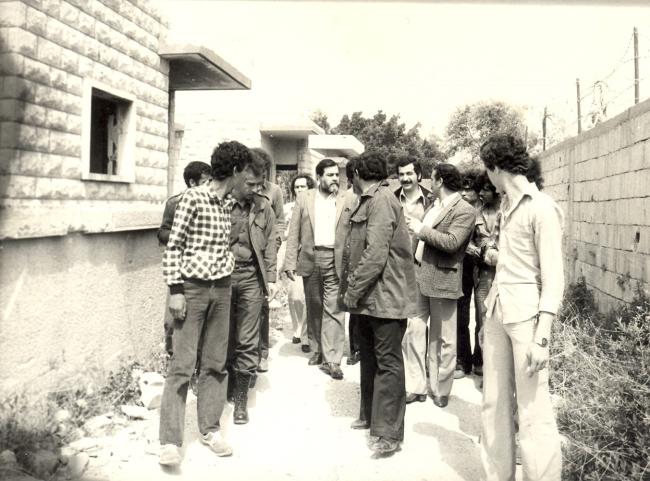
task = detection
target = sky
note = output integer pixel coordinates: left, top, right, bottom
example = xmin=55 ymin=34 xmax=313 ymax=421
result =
xmin=156 ymin=1 xmax=650 ymax=140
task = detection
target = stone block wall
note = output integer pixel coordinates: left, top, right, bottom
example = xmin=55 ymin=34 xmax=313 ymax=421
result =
xmin=539 ymin=98 xmax=650 ymax=312
xmin=0 ymin=0 xmax=170 ymax=239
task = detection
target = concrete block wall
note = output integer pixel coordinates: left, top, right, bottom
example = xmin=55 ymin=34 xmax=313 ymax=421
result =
xmin=0 ymin=0 xmax=170 ymax=239
xmin=539 ymin=98 xmax=650 ymax=312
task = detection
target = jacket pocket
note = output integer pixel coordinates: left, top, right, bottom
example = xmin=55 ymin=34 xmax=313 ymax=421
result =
xmin=436 ymin=255 xmax=458 ymax=270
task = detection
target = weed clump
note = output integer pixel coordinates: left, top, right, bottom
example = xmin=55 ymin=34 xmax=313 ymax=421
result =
xmin=551 ymin=278 xmax=650 ymax=481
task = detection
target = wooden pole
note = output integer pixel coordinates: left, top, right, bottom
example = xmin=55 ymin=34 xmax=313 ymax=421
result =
xmin=576 ymin=78 xmax=582 ymax=134
xmin=634 ymin=27 xmax=639 ymax=104
xmin=542 ymin=107 xmax=547 ymax=151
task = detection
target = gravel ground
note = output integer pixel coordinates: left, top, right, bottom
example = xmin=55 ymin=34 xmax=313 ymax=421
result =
xmin=81 ymin=306 xmax=506 ymax=481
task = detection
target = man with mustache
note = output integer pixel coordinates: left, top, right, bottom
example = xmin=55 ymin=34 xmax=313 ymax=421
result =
xmin=284 ymin=158 xmax=348 ymax=379
xmin=394 ymin=156 xmax=433 ymax=245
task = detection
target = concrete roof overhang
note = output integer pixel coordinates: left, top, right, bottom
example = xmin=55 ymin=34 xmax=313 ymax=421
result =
xmin=260 ymin=122 xmax=325 ymax=139
xmin=159 ymin=40 xmax=252 ymax=91
xmin=308 ymin=134 xmax=365 ymax=157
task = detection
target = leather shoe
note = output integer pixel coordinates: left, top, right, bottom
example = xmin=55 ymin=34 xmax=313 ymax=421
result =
xmin=473 ymin=365 xmax=483 ymax=376
xmin=257 ymin=358 xmax=268 ymax=372
xmin=405 ymin=392 xmax=426 ymax=404
xmin=371 ymin=437 xmax=400 ymax=455
xmin=350 ymin=418 xmax=370 ymax=430
xmin=308 ymin=353 xmax=322 ymax=365
xmin=454 ymin=365 xmax=470 ymax=379
xmin=432 ymin=395 xmax=449 ymax=408
xmin=292 ymin=336 xmax=301 ymax=344
xmin=346 ymin=351 xmax=361 ymax=365
xmin=319 ymin=362 xmax=343 ymax=380
xmin=301 ymin=344 xmax=311 ymax=353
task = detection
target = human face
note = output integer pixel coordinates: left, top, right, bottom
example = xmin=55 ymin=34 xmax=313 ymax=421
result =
xmin=231 ymin=167 xmax=264 ymax=202
xmin=430 ymin=172 xmax=443 ymax=200
xmin=397 ymin=163 xmax=420 ymax=193
xmin=479 ymin=185 xmax=496 ymax=206
xmin=461 ymin=186 xmax=479 ymax=205
xmin=318 ymin=165 xmax=339 ymax=195
xmin=486 ymin=167 xmax=502 ymax=193
xmin=189 ymin=172 xmax=211 ymax=187
xmin=293 ymin=177 xmax=309 ymax=196
xmin=351 ymin=171 xmax=362 ymax=195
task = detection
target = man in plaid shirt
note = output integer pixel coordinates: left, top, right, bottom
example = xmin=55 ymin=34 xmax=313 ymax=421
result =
xmin=158 ymin=141 xmax=262 ymax=466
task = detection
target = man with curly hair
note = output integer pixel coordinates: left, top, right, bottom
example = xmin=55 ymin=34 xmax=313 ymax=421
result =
xmin=479 ymin=134 xmax=564 ymax=481
xmin=158 ymin=140 xmax=260 ymax=465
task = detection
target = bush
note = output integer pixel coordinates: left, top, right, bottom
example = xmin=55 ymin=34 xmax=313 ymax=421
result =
xmin=551 ymin=279 xmax=650 ymax=481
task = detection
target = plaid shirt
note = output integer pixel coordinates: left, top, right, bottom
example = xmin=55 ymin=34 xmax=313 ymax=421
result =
xmin=163 ymin=182 xmax=235 ymax=294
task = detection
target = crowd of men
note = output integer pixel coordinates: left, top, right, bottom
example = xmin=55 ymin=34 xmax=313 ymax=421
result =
xmin=156 ymin=134 xmax=564 ymax=481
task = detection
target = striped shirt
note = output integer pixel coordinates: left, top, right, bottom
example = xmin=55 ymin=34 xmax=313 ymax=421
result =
xmin=163 ymin=181 xmax=235 ymax=294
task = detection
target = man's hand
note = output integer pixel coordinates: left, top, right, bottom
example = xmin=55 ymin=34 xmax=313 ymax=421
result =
xmin=405 ymin=215 xmax=423 ymax=234
xmin=285 ymin=270 xmax=296 ymax=282
xmin=266 ymin=282 xmax=276 ymax=300
xmin=483 ymin=247 xmax=498 ymax=266
xmin=343 ymin=292 xmax=358 ymax=309
xmin=169 ymin=293 xmax=186 ymax=321
xmin=525 ymin=342 xmax=549 ymax=377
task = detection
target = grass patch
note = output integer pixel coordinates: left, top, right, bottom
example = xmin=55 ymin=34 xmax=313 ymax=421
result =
xmin=551 ymin=278 xmax=650 ymax=481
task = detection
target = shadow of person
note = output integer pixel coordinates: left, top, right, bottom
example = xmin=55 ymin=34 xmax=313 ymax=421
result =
xmin=445 ymin=395 xmax=482 ymax=440
xmin=413 ymin=421 xmax=482 ymax=481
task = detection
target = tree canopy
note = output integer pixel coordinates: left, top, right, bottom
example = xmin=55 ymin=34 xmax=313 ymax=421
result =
xmin=311 ymin=110 xmax=445 ymax=177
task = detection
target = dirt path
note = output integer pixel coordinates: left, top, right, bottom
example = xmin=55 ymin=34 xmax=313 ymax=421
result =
xmin=82 ymin=313 xmax=490 ymax=481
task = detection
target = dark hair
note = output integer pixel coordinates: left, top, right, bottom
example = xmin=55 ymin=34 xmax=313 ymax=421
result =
xmin=355 ymin=151 xmax=387 ymax=181
xmin=394 ymin=155 xmax=422 ymax=178
xmin=345 ymin=157 xmax=357 ymax=180
xmin=526 ymin=156 xmax=545 ymax=190
xmin=476 ymin=171 xmax=497 ymax=193
xmin=210 ymin=141 xmax=259 ymax=180
xmin=290 ymin=173 xmax=315 ymax=197
xmin=315 ymin=158 xmax=338 ymax=177
xmin=183 ymin=161 xmax=210 ymax=187
xmin=250 ymin=147 xmax=273 ymax=171
xmin=479 ymin=134 xmax=530 ymax=175
xmin=461 ymin=169 xmax=482 ymax=193
xmin=433 ymin=163 xmax=462 ymax=192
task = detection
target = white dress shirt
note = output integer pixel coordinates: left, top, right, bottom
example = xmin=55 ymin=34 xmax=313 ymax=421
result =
xmin=313 ymin=190 xmax=337 ymax=248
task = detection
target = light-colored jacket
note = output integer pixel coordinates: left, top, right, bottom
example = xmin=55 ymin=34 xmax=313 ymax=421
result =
xmin=283 ymin=189 xmax=347 ymax=278
xmin=416 ymin=194 xmax=477 ymax=300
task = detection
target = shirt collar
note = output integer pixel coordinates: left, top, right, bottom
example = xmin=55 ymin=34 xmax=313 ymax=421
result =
xmin=438 ymin=191 xmax=460 ymax=209
xmin=503 ymin=182 xmax=539 ymax=220
xmin=399 ymin=185 xmax=425 ymax=204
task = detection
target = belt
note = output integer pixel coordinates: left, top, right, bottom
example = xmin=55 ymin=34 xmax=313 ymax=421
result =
xmin=234 ymin=260 xmax=256 ymax=268
xmin=314 ymin=246 xmax=334 ymax=251
xmin=184 ymin=276 xmax=231 ymax=287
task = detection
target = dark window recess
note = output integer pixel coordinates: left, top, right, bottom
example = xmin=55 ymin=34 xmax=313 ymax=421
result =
xmin=89 ymin=88 xmax=130 ymax=175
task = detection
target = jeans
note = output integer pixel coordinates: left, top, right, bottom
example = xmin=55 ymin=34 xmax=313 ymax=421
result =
xmin=159 ymin=277 xmax=231 ymax=446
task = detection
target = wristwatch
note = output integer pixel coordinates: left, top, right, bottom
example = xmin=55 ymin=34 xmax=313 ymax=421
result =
xmin=535 ymin=338 xmax=548 ymax=348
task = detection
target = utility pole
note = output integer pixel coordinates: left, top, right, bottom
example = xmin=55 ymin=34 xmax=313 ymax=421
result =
xmin=576 ymin=78 xmax=582 ymax=134
xmin=542 ymin=107 xmax=547 ymax=151
xmin=634 ymin=27 xmax=640 ymax=104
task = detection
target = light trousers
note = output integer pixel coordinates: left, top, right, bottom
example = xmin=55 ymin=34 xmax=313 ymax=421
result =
xmin=480 ymin=299 xmax=562 ymax=481
xmin=402 ymin=291 xmax=457 ymax=397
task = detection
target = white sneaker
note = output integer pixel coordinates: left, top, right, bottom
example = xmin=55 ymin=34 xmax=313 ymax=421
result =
xmin=159 ymin=444 xmax=182 ymax=466
xmin=201 ymin=431 xmax=233 ymax=457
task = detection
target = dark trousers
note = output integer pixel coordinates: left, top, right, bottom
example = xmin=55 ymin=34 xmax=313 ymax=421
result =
xmin=159 ymin=277 xmax=231 ymax=446
xmin=227 ymin=266 xmax=264 ymax=376
xmin=457 ymin=256 xmax=481 ymax=371
xmin=358 ymin=314 xmax=407 ymax=442
xmin=349 ymin=313 xmax=361 ymax=354
xmin=258 ymin=298 xmax=269 ymax=360
xmin=303 ymin=248 xmax=345 ymax=364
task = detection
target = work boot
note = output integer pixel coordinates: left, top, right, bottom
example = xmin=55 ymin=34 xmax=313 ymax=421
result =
xmin=227 ymin=373 xmax=235 ymax=403
xmin=233 ymin=372 xmax=251 ymax=425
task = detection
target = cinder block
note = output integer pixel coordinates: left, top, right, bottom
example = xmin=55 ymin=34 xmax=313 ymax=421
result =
xmin=47 ymin=109 xmax=67 ymax=131
xmin=23 ymin=56 xmax=51 ymax=84
xmin=0 ymin=51 xmax=24 ymax=76
xmin=77 ymin=9 xmax=95 ymax=36
xmin=0 ymin=173 xmax=36 ymax=198
xmin=66 ymin=73 xmax=82 ymax=96
xmin=45 ymin=16 xmax=67 ymax=45
xmin=18 ymin=124 xmax=48 ymax=151
xmin=59 ymin=155 xmax=81 ymax=178
xmin=60 ymin=1 xmax=80 ymax=25
xmin=49 ymin=130 xmax=80 ymax=156
xmin=59 ymin=47 xmax=79 ymax=73
xmin=41 ymin=0 xmax=62 ymax=18
xmin=36 ymin=37 xmax=63 ymax=68
xmin=23 ymin=102 xmax=47 ymax=126
xmin=20 ymin=150 xmax=58 ymax=176
xmin=37 ymin=176 xmax=85 ymax=199
xmin=0 ymin=2 xmax=27 ymax=28
xmin=24 ymin=5 xmax=47 ymax=36
xmin=0 ymin=26 xmax=38 ymax=56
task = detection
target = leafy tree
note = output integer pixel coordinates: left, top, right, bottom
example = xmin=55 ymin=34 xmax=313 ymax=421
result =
xmin=309 ymin=110 xmax=331 ymax=134
xmin=329 ymin=110 xmax=446 ymax=177
xmin=445 ymin=101 xmax=536 ymax=170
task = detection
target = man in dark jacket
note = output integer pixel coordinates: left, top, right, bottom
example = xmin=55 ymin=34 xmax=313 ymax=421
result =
xmin=225 ymin=163 xmax=277 ymax=425
xmin=339 ymin=151 xmax=416 ymax=456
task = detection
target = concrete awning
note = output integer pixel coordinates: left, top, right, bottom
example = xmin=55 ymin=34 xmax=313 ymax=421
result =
xmin=308 ymin=135 xmax=365 ymax=157
xmin=159 ymin=40 xmax=251 ymax=91
xmin=260 ymin=121 xmax=324 ymax=139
